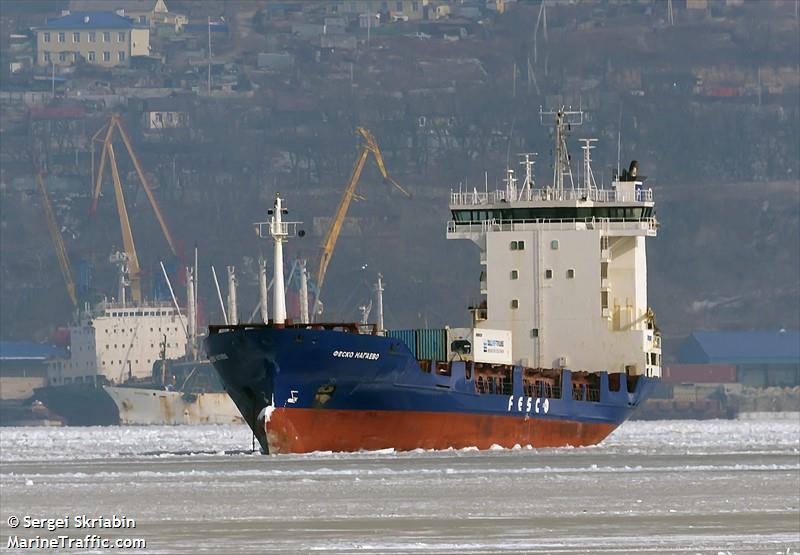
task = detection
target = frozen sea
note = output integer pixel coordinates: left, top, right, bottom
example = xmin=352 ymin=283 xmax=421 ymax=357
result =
xmin=1 ymin=418 xmax=799 ymax=554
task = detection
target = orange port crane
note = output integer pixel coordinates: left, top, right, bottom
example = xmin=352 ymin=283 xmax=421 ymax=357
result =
xmin=313 ymin=127 xmax=410 ymax=319
xmin=90 ymin=113 xmax=178 ymax=303
xmin=36 ymin=169 xmax=78 ymax=307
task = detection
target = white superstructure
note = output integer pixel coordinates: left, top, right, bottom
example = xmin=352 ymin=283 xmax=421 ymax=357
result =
xmin=447 ymin=109 xmax=661 ymax=378
xmin=47 ymin=301 xmax=188 ymax=385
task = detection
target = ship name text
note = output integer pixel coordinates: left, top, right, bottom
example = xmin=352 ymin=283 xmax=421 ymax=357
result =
xmin=507 ymin=396 xmax=550 ymax=414
xmin=333 ymin=350 xmax=380 ymax=360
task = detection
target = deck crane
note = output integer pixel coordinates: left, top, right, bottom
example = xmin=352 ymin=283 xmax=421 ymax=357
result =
xmin=312 ymin=127 xmax=410 ymax=320
xmin=90 ymin=113 xmax=178 ymax=304
xmin=35 ymin=168 xmax=78 ymax=308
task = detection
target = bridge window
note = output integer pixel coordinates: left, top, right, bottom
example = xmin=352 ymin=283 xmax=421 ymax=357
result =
xmin=551 ymin=240 xmax=559 ymax=250
xmin=510 ymin=269 xmax=518 ymax=280
xmin=545 ymin=269 xmax=553 ymax=279
xmin=531 ymin=328 xmax=539 ymax=338
xmin=511 ymin=299 xmax=519 ymax=309
xmin=567 ymin=269 xmax=575 ymax=279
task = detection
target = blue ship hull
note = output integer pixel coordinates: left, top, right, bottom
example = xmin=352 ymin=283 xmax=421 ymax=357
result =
xmin=206 ymin=325 xmax=657 ymax=454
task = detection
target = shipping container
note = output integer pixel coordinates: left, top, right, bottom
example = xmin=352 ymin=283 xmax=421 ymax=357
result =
xmin=386 ymin=330 xmax=417 ymax=358
xmin=447 ymin=327 xmax=473 ymax=361
xmin=663 ymin=364 xmax=736 ymax=384
xmin=473 ymin=329 xmax=513 ymax=365
xmin=416 ymin=329 xmax=447 ymax=362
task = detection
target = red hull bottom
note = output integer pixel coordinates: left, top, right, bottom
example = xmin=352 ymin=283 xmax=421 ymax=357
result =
xmin=266 ymin=408 xmax=618 ymax=454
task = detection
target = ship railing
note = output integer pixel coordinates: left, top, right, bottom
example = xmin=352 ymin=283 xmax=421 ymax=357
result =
xmin=450 ymin=188 xmax=653 ymax=206
xmin=447 ymin=217 xmax=658 ymax=234
xmin=88 ymin=300 xmax=178 ymax=318
xmin=253 ymin=221 xmax=303 ymax=239
xmin=208 ymin=322 xmax=378 ymax=335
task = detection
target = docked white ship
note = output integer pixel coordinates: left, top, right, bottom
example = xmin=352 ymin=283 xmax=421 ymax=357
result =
xmin=105 ymin=378 xmax=243 ymax=425
xmin=38 ymin=261 xmax=243 ymax=426
xmin=103 ymin=267 xmax=244 ymax=426
xmin=36 ymin=298 xmax=191 ymax=425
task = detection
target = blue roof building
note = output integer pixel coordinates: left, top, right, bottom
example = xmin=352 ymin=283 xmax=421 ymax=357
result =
xmin=33 ymin=11 xmax=150 ymax=68
xmin=678 ymin=330 xmax=800 ymax=364
xmin=677 ymin=331 xmax=800 ymax=387
xmin=37 ymin=11 xmax=135 ymax=30
xmin=0 ymin=341 xmax=67 ymax=400
xmin=0 ymin=341 xmax=67 ymax=362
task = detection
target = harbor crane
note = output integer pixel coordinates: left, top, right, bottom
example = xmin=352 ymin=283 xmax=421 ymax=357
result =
xmin=90 ymin=113 xmax=178 ymax=304
xmin=312 ymin=127 xmax=410 ymax=320
xmin=35 ymin=166 xmax=78 ymax=307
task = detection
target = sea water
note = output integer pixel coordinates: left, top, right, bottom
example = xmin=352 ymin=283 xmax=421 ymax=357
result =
xmin=1 ymin=418 xmax=798 ymax=554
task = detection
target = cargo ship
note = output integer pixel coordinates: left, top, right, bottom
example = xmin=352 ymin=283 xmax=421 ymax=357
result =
xmin=32 ymin=299 xmax=190 ymax=426
xmin=206 ymin=109 xmax=662 ymax=454
xmin=34 ymin=264 xmax=242 ymax=426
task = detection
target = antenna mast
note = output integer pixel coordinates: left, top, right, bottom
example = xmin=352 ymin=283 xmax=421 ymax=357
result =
xmin=518 ymin=152 xmax=537 ymax=200
xmin=540 ymin=107 xmax=582 ymax=197
xmin=580 ymin=139 xmax=598 ymax=191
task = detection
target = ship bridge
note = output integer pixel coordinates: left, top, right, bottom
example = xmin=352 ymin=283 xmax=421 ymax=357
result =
xmin=448 ymin=180 xmax=657 ymax=239
xmin=446 ymin=109 xmax=660 ymax=380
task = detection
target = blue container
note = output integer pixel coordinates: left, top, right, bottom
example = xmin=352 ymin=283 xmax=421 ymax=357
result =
xmin=386 ymin=329 xmax=417 ymax=358
xmin=416 ymin=329 xmax=447 ymax=362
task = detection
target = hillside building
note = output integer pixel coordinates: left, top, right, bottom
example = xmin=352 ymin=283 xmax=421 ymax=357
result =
xmin=34 ymin=11 xmax=150 ymax=68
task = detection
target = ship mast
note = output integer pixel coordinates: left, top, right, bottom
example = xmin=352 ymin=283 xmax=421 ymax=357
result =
xmin=580 ymin=138 xmax=598 ymax=191
xmin=227 ymin=265 xmax=238 ymax=326
xmin=270 ymin=195 xmax=287 ymax=325
xmin=110 ymin=251 xmax=130 ymax=306
xmin=299 ymin=259 xmax=309 ymax=324
xmin=254 ymin=193 xmax=302 ymax=326
xmin=258 ymin=257 xmax=269 ymax=324
xmin=540 ymin=107 xmax=583 ymax=197
xmin=518 ymin=152 xmax=537 ymax=201
xmin=186 ymin=266 xmax=197 ymax=360
xmin=374 ymin=273 xmax=385 ymax=333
